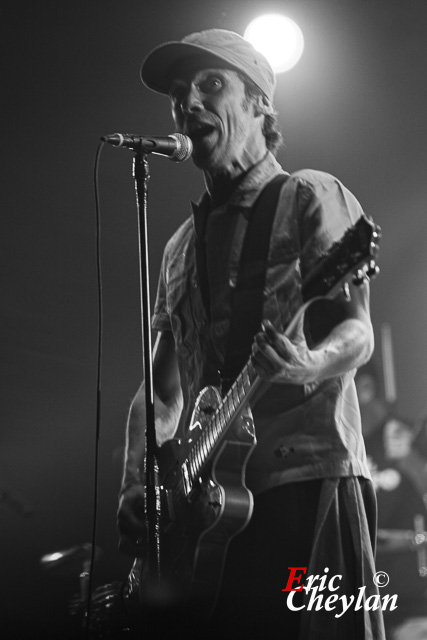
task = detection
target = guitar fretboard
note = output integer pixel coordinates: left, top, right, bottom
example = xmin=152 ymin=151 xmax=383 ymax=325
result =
xmin=183 ymin=361 xmax=259 ymax=493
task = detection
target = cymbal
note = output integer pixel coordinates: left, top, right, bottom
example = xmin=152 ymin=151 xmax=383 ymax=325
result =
xmin=40 ymin=543 xmax=103 ymax=574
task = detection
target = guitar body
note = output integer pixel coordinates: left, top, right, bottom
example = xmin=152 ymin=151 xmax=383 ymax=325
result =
xmin=123 ymin=385 xmax=256 ymax=621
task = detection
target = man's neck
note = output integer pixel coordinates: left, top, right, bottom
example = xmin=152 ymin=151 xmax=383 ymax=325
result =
xmin=204 ymin=150 xmax=268 ymax=209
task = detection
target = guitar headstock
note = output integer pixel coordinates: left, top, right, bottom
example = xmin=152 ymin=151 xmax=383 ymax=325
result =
xmin=302 ymin=215 xmax=381 ymax=301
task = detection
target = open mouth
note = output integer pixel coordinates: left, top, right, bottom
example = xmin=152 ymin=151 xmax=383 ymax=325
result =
xmin=187 ymin=123 xmax=216 ymax=141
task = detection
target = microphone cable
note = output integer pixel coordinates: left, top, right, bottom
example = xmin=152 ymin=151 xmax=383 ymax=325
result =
xmin=83 ymin=139 xmax=105 ymax=637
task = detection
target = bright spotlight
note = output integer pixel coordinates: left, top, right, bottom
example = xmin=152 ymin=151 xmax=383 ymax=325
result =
xmin=244 ymin=14 xmax=304 ymax=74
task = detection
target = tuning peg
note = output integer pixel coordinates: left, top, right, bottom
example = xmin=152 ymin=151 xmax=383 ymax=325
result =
xmin=352 ymin=268 xmax=367 ymax=286
xmin=366 ymin=260 xmax=380 ymax=278
xmin=342 ymin=282 xmax=351 ymax=301
xmin=370 ymin=240 xmax=380 ymax=255
xmin=373 ymin=224 xmax=382 ymax=239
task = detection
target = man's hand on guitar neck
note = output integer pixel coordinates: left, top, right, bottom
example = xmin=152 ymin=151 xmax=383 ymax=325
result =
xmin=251 ymin=289 xmax=374 ymax=386
xmin=251 ymin=317 xmax=320 ymax=386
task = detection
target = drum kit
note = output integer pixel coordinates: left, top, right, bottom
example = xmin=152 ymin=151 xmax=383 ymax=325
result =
xmin=377 ymin=514 xmax=427 ymax=578
xmin=40 ymin=543 xmax=135 ymax=639
xmin=37 ymin=515 xmax=427 ymax=638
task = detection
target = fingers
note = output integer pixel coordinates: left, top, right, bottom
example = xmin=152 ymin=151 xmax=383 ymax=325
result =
xmin=261 ymin=318 xmax=276 ymax=337
xmin=252 ymin=334 xmax=281 ymax=372
xmin=251 ymin=326 xmax=288 ymax=380
xmin=251 ymin=318 xmax=316 ymax=385
xmin=261 ymin=320 xmax=291 ymax=359
xmin=254 ymin=320 xmax=292 ymax=359
xmin=251 ymin=318 xmax=304 ymax=382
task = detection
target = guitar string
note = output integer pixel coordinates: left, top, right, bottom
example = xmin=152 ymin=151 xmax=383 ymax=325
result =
xmin=168 ymin=360 xmax=257 ymax=508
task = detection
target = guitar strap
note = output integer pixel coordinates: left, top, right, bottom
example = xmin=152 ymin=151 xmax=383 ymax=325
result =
xmin=220 ymin=172 xmax=289 ymax=393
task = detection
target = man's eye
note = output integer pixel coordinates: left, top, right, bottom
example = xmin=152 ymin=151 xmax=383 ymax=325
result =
xmin=199 ymin=77 xmax=223 ymax=94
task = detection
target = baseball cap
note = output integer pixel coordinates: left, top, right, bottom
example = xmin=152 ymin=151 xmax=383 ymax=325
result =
xmin=140 ymin=28 xmax=276 ymax=102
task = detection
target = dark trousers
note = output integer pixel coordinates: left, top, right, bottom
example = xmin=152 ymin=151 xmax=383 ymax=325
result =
xmin=143 ymin=478 xmax=382 ymax=640
xmin=210 ymin=478 xmax=380 ymax=639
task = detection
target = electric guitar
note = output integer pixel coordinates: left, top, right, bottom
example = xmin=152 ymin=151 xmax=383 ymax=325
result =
xmin=122 ymin=214 xmax=381 ymax=623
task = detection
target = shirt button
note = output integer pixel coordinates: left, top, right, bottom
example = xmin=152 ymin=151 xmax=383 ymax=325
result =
xmin=229 ymin=277 xmax=237 ymax=288
xmin=192 ymin=280 xmax=198 ymax=289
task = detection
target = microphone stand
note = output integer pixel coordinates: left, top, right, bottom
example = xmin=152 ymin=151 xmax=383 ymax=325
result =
xmin=132 ymin=149 xmax=161 ymax=595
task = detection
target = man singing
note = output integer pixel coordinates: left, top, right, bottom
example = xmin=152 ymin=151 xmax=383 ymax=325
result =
xmin=117 ymin=28 xmax=385 ymax=639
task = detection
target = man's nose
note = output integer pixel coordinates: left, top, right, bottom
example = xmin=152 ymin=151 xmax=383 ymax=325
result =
xmin=181 ymin=83 xmax=203 ymax=114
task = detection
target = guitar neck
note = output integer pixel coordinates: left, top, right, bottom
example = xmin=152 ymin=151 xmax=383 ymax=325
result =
xmin=182 ymin=359 xmax=260 ymax=495
xmin=182 ymin=297 xmax=314 ymax=496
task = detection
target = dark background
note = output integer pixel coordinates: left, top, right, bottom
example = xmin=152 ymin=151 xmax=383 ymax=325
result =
xmin=2 ymin=0 xmax=426 ymax=636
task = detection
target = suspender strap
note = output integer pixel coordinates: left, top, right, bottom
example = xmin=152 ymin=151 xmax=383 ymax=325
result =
xmin=221 ymin=173 xmax=288 ymax=391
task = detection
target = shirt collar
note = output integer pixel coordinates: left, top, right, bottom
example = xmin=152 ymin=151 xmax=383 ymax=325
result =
xmin=191 ymin=152 xmax=286 ymax=217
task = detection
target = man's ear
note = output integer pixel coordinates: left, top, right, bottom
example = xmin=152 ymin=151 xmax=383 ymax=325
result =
xmin=254 ymin=94 xmax=275 ymax=117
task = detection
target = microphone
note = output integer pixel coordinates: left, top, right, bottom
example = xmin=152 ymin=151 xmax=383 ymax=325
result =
xmin=101 ymin=132 xmax=192 ymax=162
